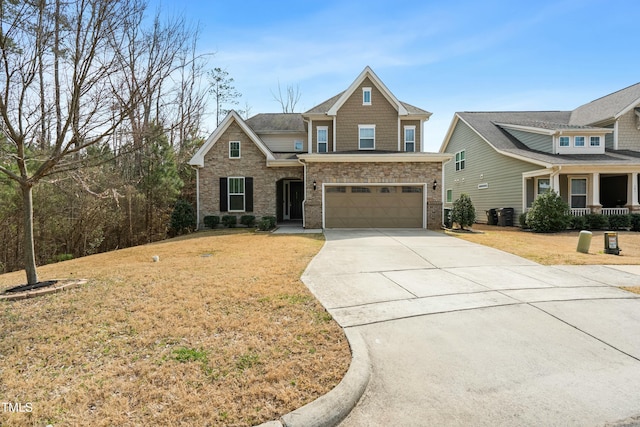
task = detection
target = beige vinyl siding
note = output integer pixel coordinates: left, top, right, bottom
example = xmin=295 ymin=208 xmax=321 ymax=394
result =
xmin=312 ymin=120 xmax=333 ymax=153
xmin=401 ymin=120 xmax=421 ymax=151
xmin=503 ymin=129 xmax=553 ymax=153
xmin=443 ymin=120 xmax=540 ymax=223
xmin=261 ymin=133 xmax=307 ymax=152
xmin=616 ymin=110 xmax=640 ymax=151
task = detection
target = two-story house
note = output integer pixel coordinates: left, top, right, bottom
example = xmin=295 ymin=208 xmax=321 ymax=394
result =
xmin=440 ymin=83 xmax=640 ymax=223
xmin=189 ymin=67 xmax=451 ymax=229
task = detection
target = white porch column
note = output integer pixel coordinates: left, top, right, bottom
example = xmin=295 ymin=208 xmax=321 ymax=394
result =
xmin=592 ymin=172 xmax=600 ymax=206
xmin=551 ymin=173 xmax=560 ymax=193
xmin=631 ymin=173 xmax=638 ymax=206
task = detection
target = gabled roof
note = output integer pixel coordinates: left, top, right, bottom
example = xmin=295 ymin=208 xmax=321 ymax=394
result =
xmin=441 ymin=111 xmax=637 ymax=167
xmin=189 ymin=110 xmax=275 ymax=167
xmin=245 ymin=113 xmax=306 ymax=133
xmin=304 ymin=66 xmax=432 ymax=118
xmin=570 ymin=82 xmax=640 ymax=126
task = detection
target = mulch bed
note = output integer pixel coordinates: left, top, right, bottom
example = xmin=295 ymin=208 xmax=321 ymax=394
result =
xmin=1 ymin=279 xmax=87 ymax=301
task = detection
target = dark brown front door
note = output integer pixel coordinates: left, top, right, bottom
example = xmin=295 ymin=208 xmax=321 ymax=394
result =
xmin=290 ymin=181 xmax=304 ymax=220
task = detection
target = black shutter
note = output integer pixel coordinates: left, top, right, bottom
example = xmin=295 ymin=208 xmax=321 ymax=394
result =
xmin=220 ymin=177 xmax=228 ymax=211
xmin=245 ymin=177 xmax=253 ymax=212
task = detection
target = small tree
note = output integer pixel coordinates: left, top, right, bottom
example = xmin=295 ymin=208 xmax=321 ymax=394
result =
xmin=170 ymin=199 xmax=196 ymax=235
xmin=451 ymin=194 xmax=476 ymax=230
xmin=526 ymin=190 xmax=570 ymax=232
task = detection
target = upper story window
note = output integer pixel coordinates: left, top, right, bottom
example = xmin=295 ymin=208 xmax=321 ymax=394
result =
xmin=574 ymin=136 xmax=585 ymax=147
xmin=358 ymin=125 xmax=375 ymax=150
xmin=590 ymin=136 xmax=601 ymax=147
xmin=559 ymin=136 xmax=570 ymax=147
xmin=229 ymin=141 xmax=241 ymax=158
xmin=404 ymin=126 xmax=416 ymax=152
xmin=317 ymin=126 xmax=328 ymax=153
xmin=455 ymin=150 xmax=465 ymax=171
xmin=362 ymin=87 xmax=372 ymax=105
xmin=294 ymin=140 xmax=303 ymax=151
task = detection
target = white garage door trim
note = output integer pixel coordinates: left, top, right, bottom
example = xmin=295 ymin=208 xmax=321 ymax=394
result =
xmin=322 ymin=183 xmax=427 ymax=229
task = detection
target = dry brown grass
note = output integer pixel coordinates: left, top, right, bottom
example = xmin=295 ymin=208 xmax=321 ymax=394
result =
xmin=0 ymin=230 xmax=350 ymax=427
xmin=448 ymin=224 xmax=640 ymax=265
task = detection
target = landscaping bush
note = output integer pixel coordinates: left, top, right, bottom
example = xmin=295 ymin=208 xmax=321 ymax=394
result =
xmin=450 ymin=194 xmax=476 ymax=230
xmin=262 ymin=216 xmax=277 ymax=229
xmin=170 ymin=199 xmax=196 ymax=235
xmin=569 ymin=215 xmax=588 ymax=230
xmin=526 ymin=190 xmax=570 ymax=232
xmin=631 ymin=214 xmax=640 ymax=232
xmin=257 ymin=218 xmax=272 ymax=231
xmin=518 ymin=212 xmax=529 ymax=229
xmin=608 ymin=214 xmax=631 ymax=230
xmin=240 ymin=215 xmax=256 ymax=227
xmin=203 ymin=215 xmax=220 ymax=229
xmin=585 ymin=213 xmax=609 ymax=230
xmin=221 ymin=215 xmax=237 ymax=228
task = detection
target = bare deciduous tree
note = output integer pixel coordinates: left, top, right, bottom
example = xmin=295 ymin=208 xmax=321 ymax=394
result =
xmin=272 ymin=81 xmax=302 ymax=113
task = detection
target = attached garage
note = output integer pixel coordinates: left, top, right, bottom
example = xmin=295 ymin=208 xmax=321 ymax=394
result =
xmin=324 ymin=185 xmax=424 ymax=228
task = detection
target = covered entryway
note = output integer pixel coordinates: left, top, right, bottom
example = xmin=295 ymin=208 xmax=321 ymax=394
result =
xmin=277 ymin=179 xmax=304 ymax=221
xmin=324 ymin=185 xmax=424 ymax=228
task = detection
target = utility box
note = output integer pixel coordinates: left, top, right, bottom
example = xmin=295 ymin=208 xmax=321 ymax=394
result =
xmin=576 ymin=230 xmax=592 ymax=254
xmin=604 ymin=232 xmax=620 ymax=255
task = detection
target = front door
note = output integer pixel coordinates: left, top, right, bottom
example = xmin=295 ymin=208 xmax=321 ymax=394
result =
xmin=289 ymin=181 xmax=304 ymax=220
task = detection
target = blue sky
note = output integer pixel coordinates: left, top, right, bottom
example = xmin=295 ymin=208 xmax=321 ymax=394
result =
xmin=154 ymin=0 xmax=640 ymax=151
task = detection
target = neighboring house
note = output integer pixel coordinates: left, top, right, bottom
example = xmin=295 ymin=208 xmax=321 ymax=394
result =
xmin=189 ymin=66 xmax=451 ymax=229
xmin=440 ymin=83 xmax=640 ymax=223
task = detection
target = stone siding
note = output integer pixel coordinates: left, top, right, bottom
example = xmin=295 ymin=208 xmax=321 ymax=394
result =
xmin=303 ymin=161 xmax=444 ymax=229
xmin=198 ymin=122 xmax=302 ymax=226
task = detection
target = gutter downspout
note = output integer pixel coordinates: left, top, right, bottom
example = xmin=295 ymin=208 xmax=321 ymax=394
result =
xmin=297 ymin=157 xmax=307 ymax=229
xmin=191 ymin=165 xmax=201 ymax=229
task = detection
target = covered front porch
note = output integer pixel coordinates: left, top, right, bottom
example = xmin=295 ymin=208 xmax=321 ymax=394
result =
xmin=524 ymin=168 xmax=640 ymax=216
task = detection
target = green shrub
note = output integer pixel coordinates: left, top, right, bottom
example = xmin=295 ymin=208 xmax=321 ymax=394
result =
xmin=257 ymin=218 xmax=271 ymax=231
xmin=170 ymin=199 xmax=196 ymax=235
xmin=630 ymin=214 xmax=640 ymax=231
xmin=450 ymin=194 xmax=476 ymax=230
xmin=221 ymin=215 xmax=237 ymax=228
xmin=526 ymin=190 xmax=570 ymax=232
xmin=50 ymin=253 xmax=74 ymax=263
xmin=263 ymin=216 xmax=277 ymax=229
xmin=518 ymin=212 xmax=529 ymax=229
xmin=569 ymin=215 xmax=588 ymax=230
xmin=608 ymin=214 xmax=630 ymax=230
xmin=585 ymin=213 xmax=608 ymax=230
xmin=204 ymin=215 xmax=220 ymax=228
xmin=240 ymin=215 xmax=256 ymax=227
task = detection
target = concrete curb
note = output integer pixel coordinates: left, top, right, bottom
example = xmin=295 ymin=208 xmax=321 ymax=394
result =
xmin=256 ymin=328 xmax=371 ymax=427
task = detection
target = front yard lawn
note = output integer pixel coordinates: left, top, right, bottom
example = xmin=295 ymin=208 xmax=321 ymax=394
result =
xmin=0 ymin=230 xmax=350 ymax=426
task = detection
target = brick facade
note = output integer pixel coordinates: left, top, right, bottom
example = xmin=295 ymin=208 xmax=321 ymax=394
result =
xmin=303 ymin=161 xmax=443 ymax=229
xmin=198 ymin=122 xmax=302 ymax=226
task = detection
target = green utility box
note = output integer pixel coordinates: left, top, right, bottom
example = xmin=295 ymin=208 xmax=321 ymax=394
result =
xmin=604 ymin=232 xmax=620 ymax=255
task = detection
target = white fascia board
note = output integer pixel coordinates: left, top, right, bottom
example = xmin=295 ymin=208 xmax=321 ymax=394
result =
xmin=266 ymin=159 xmax=303 ymax=167
xmin=298 ymin=152 xmax=452 ymax=163
xmin=439 ymin=114 xmax=461 ymax=153
xmin=615 ymin=96 xmax=640 ymax=119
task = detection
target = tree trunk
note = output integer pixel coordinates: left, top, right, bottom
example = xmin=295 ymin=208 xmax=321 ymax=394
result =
xmin=21 ymin=183 xmax=39 ymax=285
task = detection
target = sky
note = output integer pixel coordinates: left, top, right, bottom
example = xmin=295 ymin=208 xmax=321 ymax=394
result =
xmin=152 ymin=0 xmax=640 ymax=152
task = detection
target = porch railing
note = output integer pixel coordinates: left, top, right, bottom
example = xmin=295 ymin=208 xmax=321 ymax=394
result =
xmin=570 ymin=208 xmax=591 ymax=216
xmin=601 ymin=207 xmax=629 ymax=215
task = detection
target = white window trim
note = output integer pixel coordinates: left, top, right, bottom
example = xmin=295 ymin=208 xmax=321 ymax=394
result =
xmin=228 ymin=176 xmax=245 ymax=212
xmin=455 ymin=149 xmax=465 ymax=171
xmin=568 ymin=176 xmax=588 ymax=209
xmin=535 ymin=177 xmax=551 ymax=197
xmin=358 ymin=124 xmax=376 ymax=150
xmin=574 ymin=136 xmax=585 ymax=147
xmin=229 ymin=141 xmax=241 ymax=159
xmin=559 ymin=136 xmax=570 ymax=147
xmin=590 ymin=136 xmax=601 ymax=147
xmin=404 ymin=125 xmax=416 ymax=152
xmin=317 ymin=126 xmax=328 ymax=153
xmin=362 ymin=87 xmax=372 ymax=106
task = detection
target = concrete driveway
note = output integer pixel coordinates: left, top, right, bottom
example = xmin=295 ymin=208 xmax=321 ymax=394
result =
xmin=302 ymin=229 xmax=640 ymax=426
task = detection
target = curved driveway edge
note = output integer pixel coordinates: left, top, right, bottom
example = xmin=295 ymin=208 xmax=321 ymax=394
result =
xmin=255 ymin=329 xmax=370 ymax=427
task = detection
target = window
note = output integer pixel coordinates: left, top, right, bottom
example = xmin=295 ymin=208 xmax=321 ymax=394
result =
xmin=404 ymin=126 xmax=416 ymax=152
xmin=379 ymin=187 xmax=396 ymax=193
xmin=590 ymin=136 xmax=601 ymax=147
xmin=570 ymin=178 xmax=587 ymax=208
xmin=446 ymin=189 xmax=453 ymax=203
xmin=317 ymin=127 xmax=328 ymax=153
xmin=294 ymin=140 xmax=303 ymax=151
xmin=455 ymin=150 xmax=465 ymax=171
xmin=574 ymin=136 xmax=585 ymax=147
xmin=363 ymin=87 xmax=371 ymax=105
xmin=359 ymin=125 xmax=375 ymax=150
xmin=229 ymin=141 xmax=240 ymax=158
xmin=326 ymin=187 xmax=346 ymax=193
xmin=559 ymin=136 xmax=570 ymax=147
xmin=351 ymin=186 xmax=371 ymax=193
xmin=537 ymin=178 xmax=550 ymax=195
xmin=228 ymin=177 xmax=245 ymax=211
xmin=402 ymin=186 xmax=422 ymax=193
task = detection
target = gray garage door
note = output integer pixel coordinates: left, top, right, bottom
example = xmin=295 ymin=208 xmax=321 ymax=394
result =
xmin=324 ymin=185 xmax=424 ymax=228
